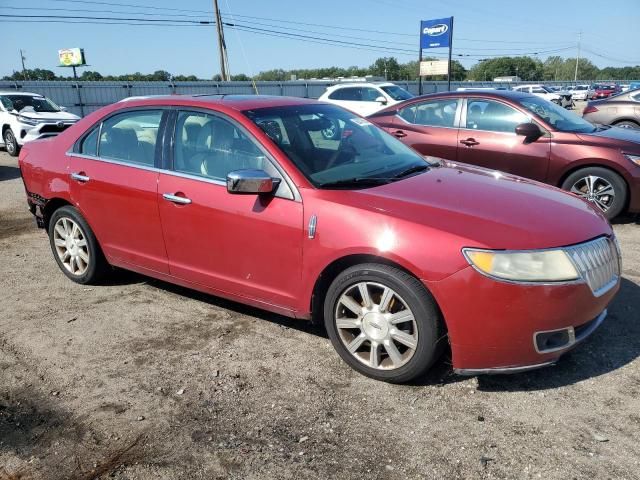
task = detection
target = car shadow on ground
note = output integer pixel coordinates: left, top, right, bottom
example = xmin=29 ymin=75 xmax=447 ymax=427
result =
xmin=475 ymin=277 xmax=640 ymax=392
xmin=612 ymin=213 xmax=640 ymax=225
xmin=0 ymin=164 xmax=21 ymax=182
xmin=107 ymin=271 xmax=639 ymax=391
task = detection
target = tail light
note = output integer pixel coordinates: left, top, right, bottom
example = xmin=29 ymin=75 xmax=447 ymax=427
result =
xmin=583 ymin=105 xmax=598 ymax=115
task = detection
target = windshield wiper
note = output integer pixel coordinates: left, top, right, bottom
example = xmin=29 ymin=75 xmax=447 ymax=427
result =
xmin=391 ymin=164 xmax=430 ymax=179
xmin=317 ymin=177 xmax=391 ymax=189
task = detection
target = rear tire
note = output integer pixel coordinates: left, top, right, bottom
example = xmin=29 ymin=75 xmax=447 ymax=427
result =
xmin=48 ymin=206 xmax=109 ymax=284
xmin=323 ymin=263 xmax=443 ymax=383
xmin=561 ymin=167 xmax=627 ymax=220
xmin=3 ymin=128 xmax=20 ymax=157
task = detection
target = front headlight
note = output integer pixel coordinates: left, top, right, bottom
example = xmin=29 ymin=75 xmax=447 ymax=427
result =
xmin=17 ymin=115 xmax=38 ymax=126
xmin=624 ymin=153 xmax=640 ymax=167
xmin=463 ymin=248 xmax=580 ymax=282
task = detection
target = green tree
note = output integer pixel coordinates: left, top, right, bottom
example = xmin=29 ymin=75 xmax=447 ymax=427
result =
xmin=80 ymin=70 xmax=103 ymax=81
xmin=468 ymin=56 xmax=543 ymax=81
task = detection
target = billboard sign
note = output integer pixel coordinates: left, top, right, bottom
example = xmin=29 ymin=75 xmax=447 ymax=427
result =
xmin=420 ymin=60 xmax=449 ymax=76
xmin=58 ymin=48 xmax=87 ymax=67
xmin=420 ymin=17 xmax=452 ymax=49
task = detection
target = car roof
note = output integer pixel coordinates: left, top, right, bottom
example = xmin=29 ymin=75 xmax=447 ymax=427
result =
xmin=115 ymin=94 xmax=323 ymax=111
xmin=325 ymin=82 xmax=396 ymax=90
xmin=369 ymin=89 xmax=535 ymax=116
xmin=0 ymin=91 xmax=44 ymax=96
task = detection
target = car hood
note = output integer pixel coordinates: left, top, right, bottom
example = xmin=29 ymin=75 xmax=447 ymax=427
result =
xmin=15 ymin=110 xmax=80 ymax=122
xmin=578 ymin=125 xmax=640 ymax=147
xmin=340 ymin=162 xmax=611 ymax=250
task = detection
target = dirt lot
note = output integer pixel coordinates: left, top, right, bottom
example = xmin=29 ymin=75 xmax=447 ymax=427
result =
xmin=1 ymin=150 xmax=639 ymax=480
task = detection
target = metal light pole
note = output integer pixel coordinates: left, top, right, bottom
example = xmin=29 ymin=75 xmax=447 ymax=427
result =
xmin=574 ymin=31 xmax=582 ymax=83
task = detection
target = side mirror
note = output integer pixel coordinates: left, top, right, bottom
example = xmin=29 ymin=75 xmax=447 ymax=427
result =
xmin=515 ymin=123 xmax=543 ymax=142
xmin=375 ymin=96 xmax=388 ymax=105
xmin=227 ymin=169 xmax=280 ymax=195
xmin=59 ymin=106 xmax=68 ymax=112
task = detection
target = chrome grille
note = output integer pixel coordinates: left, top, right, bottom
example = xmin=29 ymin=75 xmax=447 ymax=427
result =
xmin=565 ymin=237 xmax=620 ymax=297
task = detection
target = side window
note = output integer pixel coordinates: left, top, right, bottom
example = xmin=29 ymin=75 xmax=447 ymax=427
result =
xmin=99 ymin=110 xmax=162 ymax=166
xmin=0 ymin=96 xmax=10 ymax=110
xmin=532 ymin=87 xmax=546 ymax=94
xmin=174 ymin=111 xmax=293 ymax=199
xmin=465 ymin=100 xmax=529 ymax=133
xmin=361 ymin=87 xmax=381 ymax=102
xmin=331 ymin=87 xmax=361 ymax=101
xmin=80 ymin=127 xmax=99 ymax=156
xmin=399 ymin=99 xmax=459 ymax=128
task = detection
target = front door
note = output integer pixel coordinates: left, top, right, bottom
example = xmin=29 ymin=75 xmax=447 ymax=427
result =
xmin=68 ymin=109 xmax=169 ymax=273
xmin=157 ymin=110 xmax=304 ymax=310
xmin=456 ymin=98 xmax=550 ymax=181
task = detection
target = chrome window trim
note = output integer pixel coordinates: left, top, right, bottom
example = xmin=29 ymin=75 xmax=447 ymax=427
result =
xmin=65 ymin=152 xmax=163 ymax=174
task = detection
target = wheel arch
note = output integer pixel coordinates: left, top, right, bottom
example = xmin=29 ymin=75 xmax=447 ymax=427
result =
xmin=612 ymin=118 xmax=640 ymax=127
xmin=558 ymin=162 xmax=630 ymax=191
xmin=309 ymin=253 xmax=445 ymax=328
xmin=42 ymin=197 xmax=73 ymax=231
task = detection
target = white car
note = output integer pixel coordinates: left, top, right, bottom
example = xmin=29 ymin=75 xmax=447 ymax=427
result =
xmin=511 ymin=84 xmax=573 ymax=108
xmin=0 ymin=91 xmax=80 ymax=156
xmin=569 ymin=84 xmax=590 ymax=101
xmin=318 ymin=82 xmax=414 ymax=117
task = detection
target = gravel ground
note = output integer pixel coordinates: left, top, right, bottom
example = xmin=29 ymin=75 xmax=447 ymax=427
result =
xmin=1 ymin=150 xmax=639 ymax=480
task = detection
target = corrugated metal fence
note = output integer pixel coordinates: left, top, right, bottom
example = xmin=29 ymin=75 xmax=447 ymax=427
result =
xmin=0 ymin=79 xmax=589 ymax=117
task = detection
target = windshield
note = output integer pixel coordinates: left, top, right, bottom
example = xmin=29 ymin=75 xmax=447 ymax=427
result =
xmin=243 ymin=104 xmax=432 ymax=189
xmin=2 ymin=95 xmax=60 ymax=113
xmin=380 ymin=85 xmax=414 ymax=101
xmin=518 ymin=96 xmax=596 ymax=133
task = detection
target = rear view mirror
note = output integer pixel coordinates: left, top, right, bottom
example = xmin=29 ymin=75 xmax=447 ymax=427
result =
xmin=515 ymin=123 xmax=543 ymax=142
xmin=227 ymin=169 xmax=280 ymax=195
xmin=375 ymin=96 xmax=388 ymax=105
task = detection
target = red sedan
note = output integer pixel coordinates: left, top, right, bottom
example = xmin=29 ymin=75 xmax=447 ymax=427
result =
xmin=369 ymin=90 xmax=640 ymax=219
xmin=18 ymin=95 xmax=621 ymax=383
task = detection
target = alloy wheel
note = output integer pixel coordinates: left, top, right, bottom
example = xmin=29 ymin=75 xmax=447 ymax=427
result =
xmin=4 ymin=130 xmax=16 ymax=155
xmin=334 ymin=282 xmax=418 ymax=370
xmin=570 ymin=175 xmax=615 ymax=213
xmin=53 ymin=217 xmax=90 ymax=276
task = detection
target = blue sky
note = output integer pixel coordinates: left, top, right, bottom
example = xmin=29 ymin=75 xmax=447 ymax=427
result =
xmin=2 ymin=0 xmax=638 ymax=78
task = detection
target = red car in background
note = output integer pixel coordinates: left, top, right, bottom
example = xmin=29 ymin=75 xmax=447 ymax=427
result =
xmin=369 ymin=90 xmax=640 ymax=219
xmin=590 ymin=84 xmax=621 ymax=99
xmin=18 ymin=95 xmax=621 ymax=383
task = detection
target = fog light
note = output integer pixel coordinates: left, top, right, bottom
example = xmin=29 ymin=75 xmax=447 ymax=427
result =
xmin=534 ymin=327 xmax=575 ymax=353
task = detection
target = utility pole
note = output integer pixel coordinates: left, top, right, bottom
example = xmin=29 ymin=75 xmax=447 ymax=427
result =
xmin=574 ymin=31 xmax=581 ymax=83
xmin=213 ymin=0 xmax=230 ymax=81
xmin=19 ymin=49 xmax=28 ymax=80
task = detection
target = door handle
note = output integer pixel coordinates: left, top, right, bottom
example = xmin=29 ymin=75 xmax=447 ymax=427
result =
xmin=70 ymin=172 xmax=90 ymax=183
xmin=162 ymin=193 xmax=192 ymax=205
xmin=392 ymin=130 xmax=407 ymax=138
xmin=460 ymin=138 xmax=480 ymax=147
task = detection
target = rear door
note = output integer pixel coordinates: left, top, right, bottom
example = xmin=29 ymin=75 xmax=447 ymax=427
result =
xmin=389 ymin=97 xmax=461 ymax=160
xmin=457 ymin=98 xmax=550 ymax=181
xmin=67 ymin=109 xmax=169 ymax=273
xmin=156 ymin=109 xmax=304 ymax=310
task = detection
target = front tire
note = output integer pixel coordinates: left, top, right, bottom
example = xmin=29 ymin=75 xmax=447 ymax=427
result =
xmin=48 ymin=206 xmax=109 ymax=284
xmin=3 ymin=128 xmax=20 ymax=157
xmin=561 ymin=167 xmax=627 ymax=220
xmin=324 ymin=263 xmax=443 ymax=383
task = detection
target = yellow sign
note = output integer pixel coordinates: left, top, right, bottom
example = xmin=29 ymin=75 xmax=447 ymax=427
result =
xmin=58 ymin=48 xmax=86 ymax=67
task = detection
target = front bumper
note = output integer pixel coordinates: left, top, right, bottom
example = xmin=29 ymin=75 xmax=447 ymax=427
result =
xmin=15 ymin=122 xmax=76 ymax=145
xmin=425 ymin=265 xmax=619 ymax=373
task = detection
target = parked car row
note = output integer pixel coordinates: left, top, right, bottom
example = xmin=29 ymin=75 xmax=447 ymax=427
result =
xmin=18 ymin=93 xmax=625 ymax=383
